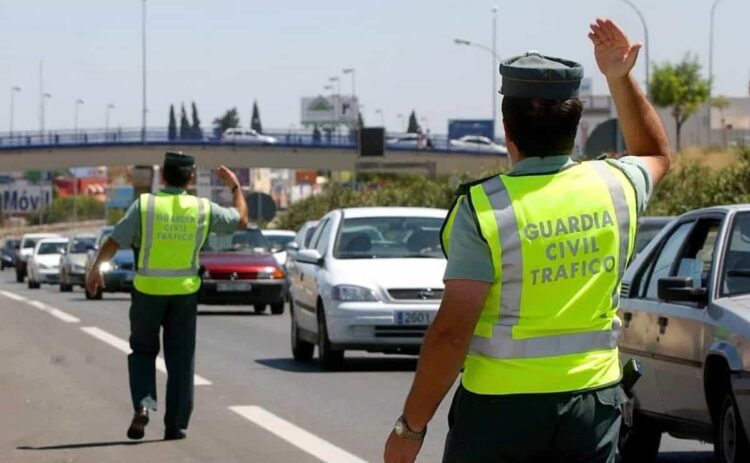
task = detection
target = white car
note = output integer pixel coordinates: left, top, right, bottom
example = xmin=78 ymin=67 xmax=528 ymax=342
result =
xmin=386 ymin=133 xmax=419 ymax=148
xmin=221 ymin=128 xmax=278 ymax=145
xmin=27 ymin=237 xmax=68 ymax=289
xmin=15 ymin=233 xmax=62 ymax=283
xmin=449 ymin=135 xmax=507 ymax=154
xmin=288 ymin=207 xmax=447 ymax=370
xmin=261 ymin=229 xmax=297 ymax=267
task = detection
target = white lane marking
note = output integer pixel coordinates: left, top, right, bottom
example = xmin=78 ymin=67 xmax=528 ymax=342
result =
xmin=0 ymin=290 xmax=29 ymax=302
xmin=80 ymin=326 xmax=212 ymax=386
xmin=0 ymin=290 xmax=80 ymax=323
xmin=26 ymin=300 xmax=81 ymax=323
xmin=229 ymin=406 xmax=369 ymax=463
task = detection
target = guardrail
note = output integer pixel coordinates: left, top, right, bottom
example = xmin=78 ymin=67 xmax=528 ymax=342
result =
xmin=0 ymin=219 xmax=106 ymax=240
xmin=0 ymin=127 xmax=507 ymax=157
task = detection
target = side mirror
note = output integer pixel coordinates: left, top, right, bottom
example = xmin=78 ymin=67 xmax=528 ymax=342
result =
xmin=286 ymin=241 xmax=300 ymax=252
xmin=296 ymin=249 xmax=323 ymax=266
xmin=658 ymin=277 xmax=708 ymax=305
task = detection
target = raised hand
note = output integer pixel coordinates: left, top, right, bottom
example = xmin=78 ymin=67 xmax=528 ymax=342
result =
xmin=588 ymin=18 xmax=642 ymax=79
xmin=216 ymin=165 xmax=240 ymax=189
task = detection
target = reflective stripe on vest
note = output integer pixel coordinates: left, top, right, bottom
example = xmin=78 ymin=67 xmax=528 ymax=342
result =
xmin=441 ymin=160 xmax=638 ymax=395
xmin=134 ymin=193 xmax=210 ymax=296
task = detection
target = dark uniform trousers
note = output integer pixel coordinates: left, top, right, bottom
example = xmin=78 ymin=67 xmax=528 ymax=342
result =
xmin=442 ymin=383 xmax=625 ymax=463
xmin=128 ymin=289 xmax=198 ymax=431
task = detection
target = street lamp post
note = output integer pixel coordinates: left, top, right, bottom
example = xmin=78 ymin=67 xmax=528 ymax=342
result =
xmin=9 ymin=86 xmax=21 ymax=138
xmin=342 ymin=68 xmax=356 ymax=97
xmin=74 ymin=99 xmax=84 ymax=136
xmin=454 ymin=36 xmax=502 ymax=136
xmin=141 ymin=0 xmax=148 ymax=143
xmin=620 ymin=0 xmax=650 ymax=98
xmin=41 ymin=92 xmax=51 ymax=138
xmin=105 ymin=103 xmax=115 ymax=136
xmin=492 ymin=6 xmax=499 ymax=137
xmin=375 ymin=109 xmax=384 ymax=127
xmin=708 ymin=0 xmax=723 ymax=145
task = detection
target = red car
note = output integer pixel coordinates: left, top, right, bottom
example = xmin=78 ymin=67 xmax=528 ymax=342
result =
xmin=199 ymin=228 xmax=287 ymax=314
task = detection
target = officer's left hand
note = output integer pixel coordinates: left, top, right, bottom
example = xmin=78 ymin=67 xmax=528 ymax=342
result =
xmin=85 ymin=267 xmax=105 ymax=296
xmin=384 ymin=431 xmax=423 ymax=463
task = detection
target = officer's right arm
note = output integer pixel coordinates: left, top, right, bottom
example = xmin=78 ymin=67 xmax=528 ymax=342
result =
xmin=589 ymin=18 xmax=671 ymax=187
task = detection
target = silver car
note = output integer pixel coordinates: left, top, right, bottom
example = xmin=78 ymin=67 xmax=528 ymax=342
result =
xmin=618 ymin=205 xmax=750 ymax=463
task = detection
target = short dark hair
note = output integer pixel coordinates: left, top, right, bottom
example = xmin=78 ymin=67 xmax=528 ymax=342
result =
xmin=162 ymin=163 xmax=194 ymax=188
xmin=501 ymin=97 xmax=583 ymax=158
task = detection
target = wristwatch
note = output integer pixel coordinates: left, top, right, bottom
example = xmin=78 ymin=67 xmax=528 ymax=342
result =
xmin=394 ymin=415 xmax=426 ymax=441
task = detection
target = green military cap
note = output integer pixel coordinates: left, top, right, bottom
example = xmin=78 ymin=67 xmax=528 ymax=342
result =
xmin=499 ymin=51 xmax=583 ymax=99
xmin=164 ymin=151 xmax=195 ymax=167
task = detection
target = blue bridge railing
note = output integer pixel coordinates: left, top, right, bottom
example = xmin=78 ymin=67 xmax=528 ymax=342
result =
xmin=0 ymin=127 xmax=506 ymax=157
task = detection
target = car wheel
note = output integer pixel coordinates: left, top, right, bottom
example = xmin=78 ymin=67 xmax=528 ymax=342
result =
xmin=317 ymin=309 xmax=344 ymax=371
xmin=716 ymin=392 xmax=750 ymax=463
xmin=28 ymin=279 xmax=40 ymax=290
xmin=270 ymin=302 xmax=284 ymax=315
xmin=16 ymin=269 xmax=24 ymax=283
xmin=1 ymin=262 xmax=5 ymax=270
xmin=291 ymin=309 xmax=314 ymax=362
xmin=618 ymin=411 xmax=661 ymax=463
xmin=60 ymin=282 xmax=72 ymax=292
xmin=254 ymin=303 xmax=267 ymax=314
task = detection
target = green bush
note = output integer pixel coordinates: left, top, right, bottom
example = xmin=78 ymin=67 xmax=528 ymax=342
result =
xmin=28 ymin=196 xmax=106 ymax=225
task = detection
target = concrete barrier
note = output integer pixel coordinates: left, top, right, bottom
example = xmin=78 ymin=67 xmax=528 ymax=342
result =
xmin=0 ymin=219 xmax=106 ymax=240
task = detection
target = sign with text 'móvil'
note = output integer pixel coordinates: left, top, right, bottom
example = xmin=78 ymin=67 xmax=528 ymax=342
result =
xmin=1 ymin=182 xmax=53 ymax=214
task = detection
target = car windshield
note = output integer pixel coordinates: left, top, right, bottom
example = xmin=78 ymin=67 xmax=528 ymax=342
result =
xmin=635 ymin=220 xmax=670 ymax=254
xmin=265 ymin=235 xmax=295 ymax=252
xmin=23 ymin=238 xmax=41 ymax=249
xmin=333 ymin=216 xmax=444 ymax=259
xmin=71 ymin=237 xmax=96 ymax=253
xmin=204 ymin=229 xmax=271 ymax=254
xmin=5 ymin=239 xmax=19 ymax=249
xmin=303 ymin=226 xmax=317 ymax=248
xmin=722 ymin=212 xmax=750 ymax=296
xmin=38 ymin=242 xmax=66 ymax=255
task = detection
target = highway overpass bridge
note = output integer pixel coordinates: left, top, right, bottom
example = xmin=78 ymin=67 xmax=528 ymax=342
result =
xmin=0 ymin=128 xmax=508 ymax=176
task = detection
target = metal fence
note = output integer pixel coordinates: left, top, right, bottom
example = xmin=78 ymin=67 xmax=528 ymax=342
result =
xmin=0 ymin=127 xmax=506 ymax=157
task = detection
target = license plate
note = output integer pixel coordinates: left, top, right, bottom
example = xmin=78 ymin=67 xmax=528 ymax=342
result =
xmin=217 ymin=282 xmax=252 ymax=292
xmin=396 ymin=311 xmax=431 ymax=326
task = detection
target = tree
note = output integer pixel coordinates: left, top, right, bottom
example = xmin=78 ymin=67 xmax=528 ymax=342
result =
xmin=168 ymin=105 xmax=177 ymax=141
xmin=251 ymin=101 xmax=263 ymax=133
xmin=407 ymin=110 xmax=419 ymax=133
xmin=179 ymin=104 xmax=191 ymax=140
xmin=212 ymin=108 xmax=240 ymax=137
xmin=190 ymin=102 xmax=202 ymax=140
xmin=649 ymin=54 xmax=710 ymax=152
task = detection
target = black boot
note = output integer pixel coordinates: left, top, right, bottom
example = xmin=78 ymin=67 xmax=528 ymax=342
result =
xmin=126 ymin=407 xmax=150 ymax=440
xmin=164 ymin=428 xmax=187 ymax=441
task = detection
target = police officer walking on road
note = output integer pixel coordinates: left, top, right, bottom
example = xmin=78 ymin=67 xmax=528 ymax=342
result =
xmin=86 ymin=152 xmax=248 ymax=441
xmin=384 ymin=18 xmax=671 ymax=463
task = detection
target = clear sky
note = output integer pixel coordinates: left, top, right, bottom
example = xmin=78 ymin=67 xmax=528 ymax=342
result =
xmin=1 ymin=0 xmax=749 ymax=134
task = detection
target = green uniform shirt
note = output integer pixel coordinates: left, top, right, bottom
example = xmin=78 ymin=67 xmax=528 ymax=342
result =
xmin=109 ymin=187 xmax=241 ymax=248
xmin=444 ymin=155 xmax=653 ymax=282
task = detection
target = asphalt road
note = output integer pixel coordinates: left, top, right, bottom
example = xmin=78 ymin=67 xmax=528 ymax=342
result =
xmin=0 ymin=274 xmax=714 ymax=463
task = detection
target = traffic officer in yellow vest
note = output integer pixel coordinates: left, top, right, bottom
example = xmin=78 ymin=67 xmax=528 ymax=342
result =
xmin=86 ymin=152 xmax=248 ymax=441
xmin=384 ymin=18 xmax=671 ymax=463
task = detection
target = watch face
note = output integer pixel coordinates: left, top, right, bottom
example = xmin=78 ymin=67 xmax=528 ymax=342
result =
xmin=394 ymin=420 xmax=405 ymax=435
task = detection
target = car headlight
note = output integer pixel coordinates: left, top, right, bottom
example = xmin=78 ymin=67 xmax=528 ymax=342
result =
xmin=331 ymin=285 xmax=379 ymax=302
xmin=38 ymin=262 xmax=51 ymax=269
xmin=100 ymin=261 xmax=115 ymax=272
xmin=257 ymin=266 xmax=285 ymax=279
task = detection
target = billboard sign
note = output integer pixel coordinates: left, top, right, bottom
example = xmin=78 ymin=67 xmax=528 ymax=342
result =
xmin=448 ymin=119 xmax=495 ymax=141
xmin=0 ymin=182 xmax=53 ymax=214
xmin=301 ymin=95 xmax=360 ymax=126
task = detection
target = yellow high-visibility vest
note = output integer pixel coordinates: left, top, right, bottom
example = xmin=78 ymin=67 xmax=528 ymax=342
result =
xmin=134 ymin=192 xmax=210 ymax=296
xmin=441 ymin=161 xmax=638 ymax=395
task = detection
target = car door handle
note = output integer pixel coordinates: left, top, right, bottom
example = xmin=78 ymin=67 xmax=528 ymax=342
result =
xmin=623 ymin=312 xmax=633 ymax=329
xmin=658 ymin=316 xmax=669 ymax=335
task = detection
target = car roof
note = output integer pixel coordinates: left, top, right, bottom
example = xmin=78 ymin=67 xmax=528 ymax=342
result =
xmin=338 ymin=207 xmax=448 ymax=219
xmin=37 ymin=237 xmax=68 ymax=244
xmin=678 ymin=204 xmax=750 ymax=217
xmin=72 ymin=233 xmax=97 ymax=239
xmin=638 ymin=216 xmax=674 ymax=225
xmin=22 ymin=233 xmax=61 ymax=239
xmin=262 ymin=230 xmax=296 ymax=236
